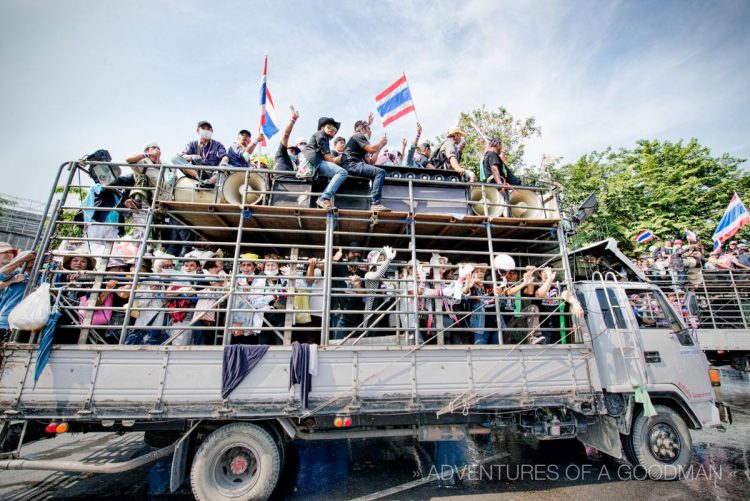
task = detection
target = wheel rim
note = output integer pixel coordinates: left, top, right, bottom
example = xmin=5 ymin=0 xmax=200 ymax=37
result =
xmin=211 ymin=442 xmax=261 ymax=495
xmin=648 ymin=423 xmax=681 ymax=464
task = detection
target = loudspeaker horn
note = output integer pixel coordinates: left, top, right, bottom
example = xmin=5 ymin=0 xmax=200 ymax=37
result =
xmin=509 ymin=189 xmax=544 ymax=219
xmin=470 ymin=186 xmax=502 ymax=217
xmin=222 ymin=171 xmax=266 ymax=206
xmin=173 ymin=176 xmax=222 ymax=203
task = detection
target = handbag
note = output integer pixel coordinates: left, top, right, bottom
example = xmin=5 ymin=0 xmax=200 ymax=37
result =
xmin=8 ymin=283 xmax=51 ymax=331
xmin=78 ymin=293 xmax=113 ymax=326
xmin=295 ymin=154 xmax=316 ymax=179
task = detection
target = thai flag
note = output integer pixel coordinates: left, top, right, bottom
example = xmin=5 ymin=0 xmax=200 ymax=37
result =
xmin=634 ymin=230 xmax=655 ymax=243
xmin=375 ymin=74 xmax=416 ymax=127
xmin=258 ymin=56 xmax=279 ymax=146
xmin=684 ymin=229 xmax=698 ymax=243
xmin=712 ymin=192 xmax=750 ymax=251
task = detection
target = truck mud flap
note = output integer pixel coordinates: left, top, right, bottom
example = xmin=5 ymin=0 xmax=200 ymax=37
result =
xmin=576 ymin=415 xmax=622 ymax=459
xmin=170 ymin=421 xmax=201 ymax=493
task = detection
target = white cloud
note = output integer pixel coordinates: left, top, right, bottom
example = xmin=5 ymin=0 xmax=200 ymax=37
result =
xmin=0 ymin=0 xmax=748 ymax=203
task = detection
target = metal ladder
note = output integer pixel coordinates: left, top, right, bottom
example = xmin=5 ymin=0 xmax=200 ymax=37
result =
xmin=592 ymin=271 xmax=648 ymax=387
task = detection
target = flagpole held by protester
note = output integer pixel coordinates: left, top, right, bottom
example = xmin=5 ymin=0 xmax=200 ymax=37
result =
xmin=258 ymin=54 xmax=280 ymax=174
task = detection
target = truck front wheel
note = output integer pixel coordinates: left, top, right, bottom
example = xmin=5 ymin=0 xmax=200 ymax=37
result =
xmin=190 ymin=423 xmax=281 ymax=500
xmin=627 ymin=404 xmax=692 ymax=480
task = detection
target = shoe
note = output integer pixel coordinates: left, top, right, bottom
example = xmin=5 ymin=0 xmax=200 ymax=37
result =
xmin=370 ymin=203 xmax=392 ymax=211
xmin=316 ymin=198 xmax=336 ymax=210
xmin=529 ymin=335 xmax=545 ymax=345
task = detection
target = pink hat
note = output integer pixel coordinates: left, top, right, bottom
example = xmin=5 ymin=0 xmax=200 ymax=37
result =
xmin=0 ymin=242 xmax=18 ymax=257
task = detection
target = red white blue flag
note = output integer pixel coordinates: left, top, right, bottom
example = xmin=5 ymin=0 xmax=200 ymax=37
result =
xmin=712 ymin=192 xmax=750 ymax=250
xmin=375 ymin=74 xmax=416 ymax=127
xmin=259 ymin=56 xmax=279 ymax=146
xmin=634 ymin=230 xmax=655 ymax=243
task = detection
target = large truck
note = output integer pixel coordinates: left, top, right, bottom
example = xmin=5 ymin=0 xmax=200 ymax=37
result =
xmin=570 ymin=238 xmax=750 ymax=371
xmin=0 ymin=160 xmax=732 ymax=500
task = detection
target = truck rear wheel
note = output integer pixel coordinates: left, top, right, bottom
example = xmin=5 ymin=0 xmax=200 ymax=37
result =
xmin=190 ymin=423 xmax=281 ymax=500
xmin=627 ymin=405 xmax=691 ymax=480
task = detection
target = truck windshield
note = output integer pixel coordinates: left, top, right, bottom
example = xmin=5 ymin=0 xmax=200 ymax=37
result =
xmin=625 ymin=289 xmax=689 ymax=338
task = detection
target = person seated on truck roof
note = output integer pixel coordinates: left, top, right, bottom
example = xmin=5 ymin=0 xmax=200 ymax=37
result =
xmin=329 ymin=243 xmax=366 ymax=341
xmin=125 ymin=141 xmax=176 ymax=206
xmin=430 ymin=127 xmax=477 ymax=182
xmin=332 ymin=136 xmax=346 ymax=159
xmin=298 ymin=116 xmax=348 ymax=210
xmin=227 ymin=129 xmax=263 ymax=168
xmin=405 ymin=123 xmax=433 ymax=169
xmin=342 ymin=115 xmax=391 ymax=211
xmin=0 ymin=243 xmax=36 ymax=341
xmin=482 ymin=137 xmax=520 ymax=186
xmin=273 ymin=106 xmax=303 ymax=173
xmin=52 ymin=249 xmax=96 ymax=344
xmin=171 ymin=120 xmax=229 ymax=184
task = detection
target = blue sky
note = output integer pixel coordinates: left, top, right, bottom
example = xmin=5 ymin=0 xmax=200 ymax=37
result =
xmin=1 ymin=0 xmax=748 ymax=202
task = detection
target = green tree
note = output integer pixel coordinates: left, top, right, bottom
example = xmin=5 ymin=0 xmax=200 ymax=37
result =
xmin=553 ymin=139 xmax=750 ymax=252
xmin=439 ymin=106 xmax=542 ymax=180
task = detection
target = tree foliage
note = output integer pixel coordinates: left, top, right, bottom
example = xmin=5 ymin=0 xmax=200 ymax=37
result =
xmin=552 ymin=139 xmax=750 ymax=251
xmin=441 ymin=106 xmax=542 ymax=180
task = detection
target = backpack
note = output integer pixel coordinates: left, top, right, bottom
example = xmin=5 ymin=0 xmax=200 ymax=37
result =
xmin=429 ymin=140 xmax=451 ymax=170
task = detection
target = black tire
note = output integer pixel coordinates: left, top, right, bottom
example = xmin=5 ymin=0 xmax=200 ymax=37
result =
xmin=620 ymin=433 xmax=638 ymax=466
xmin=190 ymin=423 xmax=281 ymax=501
xmin=628 ymin=404 xmax=692 ymax=480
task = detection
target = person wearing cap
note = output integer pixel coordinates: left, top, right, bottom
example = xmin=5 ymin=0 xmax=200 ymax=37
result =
xmin=171 ymin=120 xmax=229 ymax=184
xmin=405 ymin=123 xmax=433 ymax=169
xmin=228 ymin=129 xmax=264 ymax=168
xmin=432 ymin=127 xmax=477 ymax=182
xmin=299 ymin=116 xmax=349 ymax=210
xmin=482 ymin=137 xmax=520 ymax=186
xmin=125 ymin=141 xmax=172 ymax=204
xmin=0 ymin=244 xmax=36 ymax=337
xmin=231 ymin=252 xmax=262 ymax=342
xmin=668 ymin=239 xmax=688 ymax=286
xmin=342 ymin=114 xmax=391 ymax=211
xmin=737 ymin=243 xmax=750 ymax=268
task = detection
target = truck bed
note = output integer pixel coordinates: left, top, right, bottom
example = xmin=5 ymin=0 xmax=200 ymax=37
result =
xmin=0 ymin=344 xmax=599 ymax=420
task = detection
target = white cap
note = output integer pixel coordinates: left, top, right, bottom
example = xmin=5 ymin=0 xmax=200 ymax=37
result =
xmin=493 ymin=253 xmax=515 ymax=271
xmin=294 ymin=137 xmax=308 ymax=147
xmin=143 ymin=142 xmax=160 ymax=151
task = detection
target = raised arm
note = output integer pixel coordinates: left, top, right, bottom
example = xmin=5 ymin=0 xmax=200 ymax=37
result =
xmin=280 ymin=106 xmax=300 ymax=148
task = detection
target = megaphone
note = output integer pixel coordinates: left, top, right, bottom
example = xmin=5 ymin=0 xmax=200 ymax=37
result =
xmin=221 ymin=171 xmax=266 ymax=205
xmin=509 ymin=189 xmax=544 ymax=219
xmin=173 ymin=176 xmax=221 ymax=203
xmin=469 ymin=186 xmax=502 ymax=217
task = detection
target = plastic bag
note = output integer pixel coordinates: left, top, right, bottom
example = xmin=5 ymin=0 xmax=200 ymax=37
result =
xmin=9 ymin=283 xmax=51 ymax=331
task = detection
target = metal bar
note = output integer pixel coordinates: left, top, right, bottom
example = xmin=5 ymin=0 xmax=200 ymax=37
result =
xmin=320 ymin=212 xmax=335 ymax=346
xmin=408 ymin=180 xmax=421 ymax=345
xmin=0 ymin=443 xmax=176 ymax=474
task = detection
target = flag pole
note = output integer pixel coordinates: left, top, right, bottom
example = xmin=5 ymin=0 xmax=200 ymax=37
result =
xmin=402 ymin=72 xmax=420 ymax=124
xmin=256 ymin=55 xmax=267 ymax=172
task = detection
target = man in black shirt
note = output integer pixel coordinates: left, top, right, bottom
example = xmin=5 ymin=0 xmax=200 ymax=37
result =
xmin=482 ymin=137 xmax=520 ymax=186
xmin=342 ymin=114 xmax=390 ymax=211
xmin=299 ymin=117 xmax=348 ymax=210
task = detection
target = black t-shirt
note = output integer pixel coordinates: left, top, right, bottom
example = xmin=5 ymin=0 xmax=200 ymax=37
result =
xmin=274 ymin=143 xmax=295 ymax=172
xmin=482 ymin=151 xmax=520 ymax=185
xmin=342 ymin=133 xmax=370 ymax=166
xmin=300 ymin=130 xmax=331 ymax=167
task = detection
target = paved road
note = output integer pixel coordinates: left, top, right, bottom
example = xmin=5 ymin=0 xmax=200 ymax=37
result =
xmin=0 ymin=368 xmax=748 ymax=500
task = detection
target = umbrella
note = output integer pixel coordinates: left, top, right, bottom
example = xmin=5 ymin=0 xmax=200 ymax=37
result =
xmin=33 ymin=288 xmax=63 ymax=385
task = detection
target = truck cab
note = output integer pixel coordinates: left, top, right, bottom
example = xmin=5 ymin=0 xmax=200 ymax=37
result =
xmin=575 ymin=276 xmax=730 ymax=478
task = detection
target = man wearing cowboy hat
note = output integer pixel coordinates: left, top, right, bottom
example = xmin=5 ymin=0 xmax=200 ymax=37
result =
xmin=0 ymin=243 xmax=36 ymax=337
xmin=432 ymin=127 xmax=477 ymax=182
xmin=299 ymin=116 xmax=349 ymax=210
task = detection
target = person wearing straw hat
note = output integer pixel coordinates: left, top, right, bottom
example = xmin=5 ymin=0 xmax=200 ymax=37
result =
xmin=0 ymin=244 xmax=36 ymax=337
xmin=431 ymin=127 xmax=476 ymax=182
xmin=51 ymin=248 xmax=96 ymax=344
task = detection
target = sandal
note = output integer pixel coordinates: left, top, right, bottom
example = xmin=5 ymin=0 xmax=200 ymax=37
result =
xmin=370 ymin=203 xmax=392 ymax=211
xmin=316 ymin=198 xmax=336 ymax=210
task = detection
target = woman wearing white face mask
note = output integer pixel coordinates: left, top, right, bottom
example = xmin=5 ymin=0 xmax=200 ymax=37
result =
xmin=243 ymin=254 xmax=287 ymax=345
xmin=170 ymin=120 xmax=229 ymax=185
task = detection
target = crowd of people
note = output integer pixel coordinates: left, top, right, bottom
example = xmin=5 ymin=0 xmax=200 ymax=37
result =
xmin=634 ymin=237 xmax=750 ymax=286
xmin=0 ymin=238 xmax=584 ymax=347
